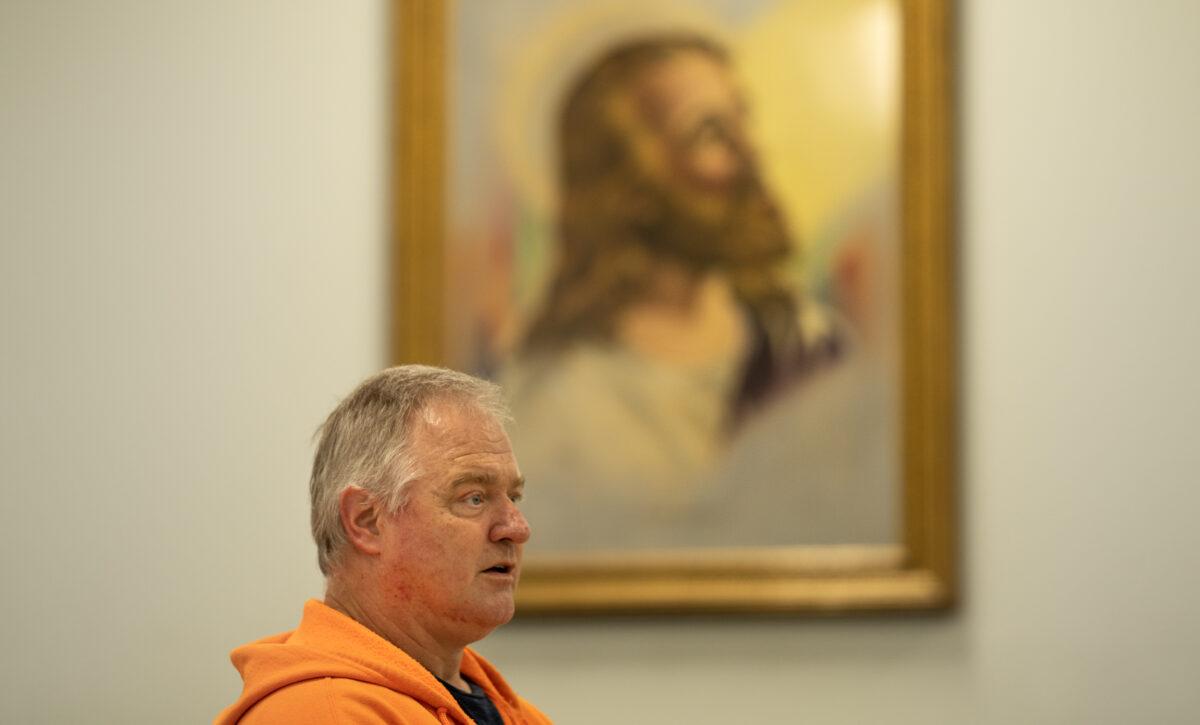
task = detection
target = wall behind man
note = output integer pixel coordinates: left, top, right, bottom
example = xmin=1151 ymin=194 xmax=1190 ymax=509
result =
xmin=0 ymin=2 xmax=382 ymax=722
xmin=1 ymin=1 xmax=1198 ymax=723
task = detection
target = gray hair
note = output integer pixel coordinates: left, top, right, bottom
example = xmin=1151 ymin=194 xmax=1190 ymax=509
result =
xmin=309 ymin=365 xmax=510 ymax=576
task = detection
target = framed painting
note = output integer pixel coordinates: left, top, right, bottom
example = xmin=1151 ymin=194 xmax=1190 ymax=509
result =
xmin=391 ymin=0 xmax=955 ymax=614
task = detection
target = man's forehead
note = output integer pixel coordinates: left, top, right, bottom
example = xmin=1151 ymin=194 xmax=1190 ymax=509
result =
xmin=412 ymin=398 xmax=504 ymax=436
xmin=408 ymin=400 xmax=517 ymax=467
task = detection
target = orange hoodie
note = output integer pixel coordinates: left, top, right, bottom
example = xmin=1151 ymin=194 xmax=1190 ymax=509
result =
xmin=215 ymin=600 xmax=551 ymax=725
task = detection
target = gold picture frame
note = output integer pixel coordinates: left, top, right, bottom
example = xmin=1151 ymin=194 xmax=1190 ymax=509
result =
xmin=390 ymin=0 xmax=955 ymax=614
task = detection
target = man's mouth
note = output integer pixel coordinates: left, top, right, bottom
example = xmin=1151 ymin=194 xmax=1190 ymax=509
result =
xmin=483 ymin=564 xmax=514 ymax=574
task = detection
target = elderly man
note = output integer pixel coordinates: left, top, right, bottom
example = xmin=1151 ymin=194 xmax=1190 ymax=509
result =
xmin=217 ymin=366 xmax=550 ymax=724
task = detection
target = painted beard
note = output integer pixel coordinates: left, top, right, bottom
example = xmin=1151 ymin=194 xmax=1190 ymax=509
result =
xmin=637 ymin=169 xmax=794 ymax=273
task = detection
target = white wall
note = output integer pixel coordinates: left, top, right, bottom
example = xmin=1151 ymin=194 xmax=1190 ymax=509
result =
xmin=2 ymin=1 xmax=1198 ymax=723
xmin=0 ymin=2 xmax=383 ymax=722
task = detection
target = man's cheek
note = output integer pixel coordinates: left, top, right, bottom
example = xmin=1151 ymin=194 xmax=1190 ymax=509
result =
xmin=388 ymin=579 xmax=414 ymax=601
xmin=404 ymin=535 xmax=460 ymax=578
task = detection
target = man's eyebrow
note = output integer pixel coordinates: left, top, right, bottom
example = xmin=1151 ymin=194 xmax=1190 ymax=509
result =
xmin=450 ymin=471 xmax=496 ymax=487
xmin=450 ymin=471 xmax=524 ymax=487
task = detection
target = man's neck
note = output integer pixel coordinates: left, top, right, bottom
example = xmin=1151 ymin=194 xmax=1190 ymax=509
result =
xmin=323 ymin=580 xmax=470 ymax=691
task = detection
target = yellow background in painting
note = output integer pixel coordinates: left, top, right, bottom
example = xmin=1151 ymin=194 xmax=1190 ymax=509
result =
xmin=491 ymin=0 xmax=898 ymax=246
xmin=737 ymin=0 xmax=899 ymax=247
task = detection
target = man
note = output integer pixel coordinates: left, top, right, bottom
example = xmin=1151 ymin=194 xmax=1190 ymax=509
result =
xmin=216 ymin=366 xmax=550 ymax=724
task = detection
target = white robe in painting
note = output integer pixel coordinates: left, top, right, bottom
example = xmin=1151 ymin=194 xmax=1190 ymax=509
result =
xmin=502 ymin=306 xmax=898 ymax=553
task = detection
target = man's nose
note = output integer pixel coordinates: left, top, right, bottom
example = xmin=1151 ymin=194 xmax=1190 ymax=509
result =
xmin=491 ymin=501 xmax=531 ymax=544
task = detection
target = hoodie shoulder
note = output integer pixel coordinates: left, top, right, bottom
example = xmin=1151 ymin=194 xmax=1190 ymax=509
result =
xmin=216 ymin=601 xmax=469 ymax=725
xmin=238 ymin=677 xmax=447 ymax=725
xmin=217 ymin=602 xmax=548 ymax=724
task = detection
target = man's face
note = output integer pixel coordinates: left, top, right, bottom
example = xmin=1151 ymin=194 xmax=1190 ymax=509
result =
xmin=375 ymin=400 xmax=529 ymax=646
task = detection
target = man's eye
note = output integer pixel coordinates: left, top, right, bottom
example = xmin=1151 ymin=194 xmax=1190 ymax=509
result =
xmin=510 ymin=492 xmax=524 ymax=504
xmin=465 ymin=493 xmax=485 ymax=506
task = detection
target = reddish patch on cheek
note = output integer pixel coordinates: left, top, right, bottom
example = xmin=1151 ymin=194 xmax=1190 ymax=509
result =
xmin=389 ymin=580 xmax=412 ymax=600
xmin=386 ymin=567 xmax=447 ymax=604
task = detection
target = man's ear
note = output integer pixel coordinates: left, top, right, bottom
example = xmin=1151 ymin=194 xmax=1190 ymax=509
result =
xmin=338 ymin=485 xmax=385 ymax=557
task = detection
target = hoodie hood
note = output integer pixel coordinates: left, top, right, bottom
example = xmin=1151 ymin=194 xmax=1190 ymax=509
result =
xmin=215 ymin=600 xmax=525 ymax=725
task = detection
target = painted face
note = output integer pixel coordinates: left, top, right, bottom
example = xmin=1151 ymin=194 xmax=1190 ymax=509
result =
xmin=376 ymin=400 xmax=530 ymax=646
xmin=633 ymin=49 xmax=751 ymax=194
xmin=625 ymin=49 xmax=792 ymax=270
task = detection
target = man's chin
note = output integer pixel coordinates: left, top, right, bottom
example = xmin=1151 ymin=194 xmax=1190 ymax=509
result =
xmin=462 ymin=595 xmax=517 ymax=631
xmin=493 ymin=593 xmax=518 ymax=626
